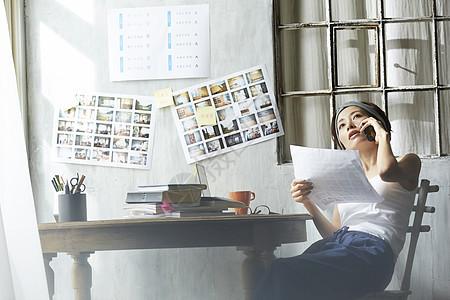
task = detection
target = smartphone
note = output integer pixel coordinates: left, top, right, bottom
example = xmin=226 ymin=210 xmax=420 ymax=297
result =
xmin=364 ymin=126 xmax=376 ymax=142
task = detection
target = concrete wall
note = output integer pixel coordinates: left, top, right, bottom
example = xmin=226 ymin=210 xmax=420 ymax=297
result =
xmin=25 ymin=0 xmax=449 ymax=299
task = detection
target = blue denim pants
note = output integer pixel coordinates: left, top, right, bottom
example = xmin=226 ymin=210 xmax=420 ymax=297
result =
xmin=250 ymin=227 xmax=395 ymax=300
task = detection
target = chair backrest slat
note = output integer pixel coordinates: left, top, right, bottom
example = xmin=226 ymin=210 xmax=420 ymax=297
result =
xmin=412 ymin=206 xmax=435 ymax=213
xmin=400 ymin=179 xmax=439 ymax=292
xmin=407 ymin=225 xmax=431 ymax=233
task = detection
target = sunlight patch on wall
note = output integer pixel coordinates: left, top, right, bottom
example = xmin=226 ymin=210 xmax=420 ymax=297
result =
xmin=39 ymin=21 xmax=95 ymax=109
xmin=56 ymin=0 xmax=95 ymax=25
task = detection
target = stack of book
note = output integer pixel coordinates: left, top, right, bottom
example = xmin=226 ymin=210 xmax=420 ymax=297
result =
xmin=123 ymin=184 xmax=245 ymax=218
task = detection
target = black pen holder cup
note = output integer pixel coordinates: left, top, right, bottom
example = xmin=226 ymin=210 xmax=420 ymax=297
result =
xmin=58 ymin=193 xmax=87 ymax=222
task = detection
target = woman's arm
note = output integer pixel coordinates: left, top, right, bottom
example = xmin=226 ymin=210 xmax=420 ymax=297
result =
xmin=332 ymin=205 xmax=341 ymax=228
xmin=291 ymin=179 xmax=340 ymax=238
xmin=376 ymin=131 xmax=421 ymax=189
xmin=360 ymin=118 xmax=421 ymax=190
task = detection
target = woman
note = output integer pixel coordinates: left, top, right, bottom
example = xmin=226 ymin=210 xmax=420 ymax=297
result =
xmin=251 ymin=101 xmax=421 ymax=300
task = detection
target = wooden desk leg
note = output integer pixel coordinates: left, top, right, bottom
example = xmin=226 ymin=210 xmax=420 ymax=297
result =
xmin=43 ymin=253 xmax=57 ymax=299
xmin=238 ymin=247 xmax=266 ymax=300
xmin=261 ymin=246 xmax=277 ymax=269
xmin=70 ymin=252 xmax=93 ymax=300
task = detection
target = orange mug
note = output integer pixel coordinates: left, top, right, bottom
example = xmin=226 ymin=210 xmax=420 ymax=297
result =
xmin=229 ymin=191 xmax=255 ymax=214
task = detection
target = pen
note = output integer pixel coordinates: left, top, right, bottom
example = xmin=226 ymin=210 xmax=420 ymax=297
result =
xmin=51 ymin=178 xmax=59 ymax=192
xmin=65 ymin=182 xmax=70 ymax=194
xmin=55 ymin=175 xmax=63 ymax=191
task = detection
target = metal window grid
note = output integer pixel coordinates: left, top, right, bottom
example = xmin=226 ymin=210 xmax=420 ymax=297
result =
xmin=274 ymin=0 xmax=450 ymax=163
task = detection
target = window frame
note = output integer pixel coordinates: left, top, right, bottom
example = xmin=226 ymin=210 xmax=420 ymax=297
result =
xmin=274 ymin=0 xmax=450 ymax=164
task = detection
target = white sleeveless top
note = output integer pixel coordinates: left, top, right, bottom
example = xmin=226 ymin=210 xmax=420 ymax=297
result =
xmin=338 ymin=175 xmax=416 ymax=257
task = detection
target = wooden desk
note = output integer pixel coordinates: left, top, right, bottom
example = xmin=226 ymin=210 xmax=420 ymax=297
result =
xmin=39 ymin=214 xmax=312 ymax=300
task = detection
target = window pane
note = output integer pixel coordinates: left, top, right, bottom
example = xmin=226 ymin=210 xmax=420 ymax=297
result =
xmin=336 ymin=27 xmax=378 ymax=87
xmin=437 ymin=21 xmax=450 ymax=85
xmin=384 ymin=0 xmax=431 ymax=18
xmin=331 ymin=0 xmax=378 ymax=21
xmin=440 ymin=91 xmax=450 ymax=155
xmin=335 ymin=92 xmax=382 ymax=108
xmin=388 ymin=91 xmax=436 ymax=156
xmin=437 ymin=0 xmax=450 ymax=16
xmin=280 ymin=28 xmax=329 ymax=91
xmin=385 ymin=22 xmax=433 ymax=87
xmin=281 ymin=96 xmax=331 ymax=162
xmin=279 ymin=0 xmax=326 ymax=24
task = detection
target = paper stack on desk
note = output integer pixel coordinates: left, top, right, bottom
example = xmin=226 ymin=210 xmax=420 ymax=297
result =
xmin=123 ymin=184 xmax=244 ymax=218
xmin=126 ymin=183 xmax=207 ymax=205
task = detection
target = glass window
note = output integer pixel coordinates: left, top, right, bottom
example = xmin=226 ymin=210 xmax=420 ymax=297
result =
xmin=383 ymin=0 xmax=431 ymax=18
xmin=280 ymin=96 xmax=331 ymax=161
xmin=280 ymin=28 xmax=329 ymax=92
xmin=279 ymin=0 xmax=327 ymax=24
xmin=331 ymin=0 xmax=378 ymax=21
xmin=387 ymin=91 xmax=436 ymax=156
xmin=437 ymin=0 xmax=450 ymax=16
xmin=440 ymin=90 xmax=450 ymax=154
xmin=275 ymin=0 xmax=448 ymax=163
xmin=385 ymin=22 xmax=433 ymax=87
xmin=335 ymin=27 xmax=378 ymax=87
xmin=335 ymin=93 xmax=382 ymax=107
xmin=437 ymin=21 xmax=450 ymax=85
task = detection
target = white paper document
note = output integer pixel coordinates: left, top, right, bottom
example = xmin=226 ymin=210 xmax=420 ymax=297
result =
xmin=107 ymin=4 xmax=210 ymax=81
xmin=290 ymin=145 xmax=384 ymax=210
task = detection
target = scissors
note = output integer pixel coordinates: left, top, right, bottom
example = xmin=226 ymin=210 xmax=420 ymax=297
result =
xmin=70 ymin=173 xmax=86 ymax=194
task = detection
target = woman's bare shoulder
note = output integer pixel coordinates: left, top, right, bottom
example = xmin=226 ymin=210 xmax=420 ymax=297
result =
xmin=397 ymin=153 xmax=421 ymax=190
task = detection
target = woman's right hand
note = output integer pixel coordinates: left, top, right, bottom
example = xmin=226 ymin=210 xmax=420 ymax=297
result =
xmin=291 ymin=179 xmax=338 ymax=238
xmin=290 ymin=179 xmax=314 ymax=205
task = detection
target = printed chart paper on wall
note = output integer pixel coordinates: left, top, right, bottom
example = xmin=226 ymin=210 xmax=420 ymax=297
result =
xmin=52 ymin=93 xmax=156 ymax=169
xmin=107 ymin=4 xmax=210 ymax=81
xmin=171 ymin=65 xmax=284 ymax=164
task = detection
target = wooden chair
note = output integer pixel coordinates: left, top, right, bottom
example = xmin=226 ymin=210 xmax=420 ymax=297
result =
xmin=360 ymin=179 xmax=439 ymax=300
